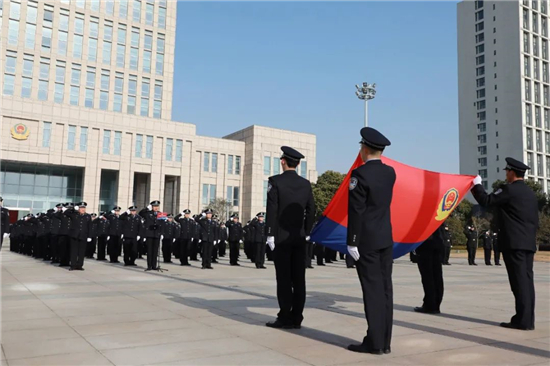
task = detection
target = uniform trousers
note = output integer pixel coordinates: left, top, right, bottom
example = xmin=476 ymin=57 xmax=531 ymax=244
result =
xmin=59 ymin=235 xmax=71 ymax=265
xmin=467 ymin=244 xmax=477 ymax=265
xmin=162 ymin=238 xmax=173 ymax=262
xmin=123 ymin=238 xmax=138 ymax=265
xmin=219 ymin=240 xmax=227 ymax=257
xmin=484 ymin=247 xmax=492 ymax=265
xmin=416 ymin=247 xmax=444 ymax=312
xmin=494 ymin=244 xmax=501 ymax=265
xmin=229 ymin=241 xmax=240 ymax=264
xmin=304 ymin=241 xmax=314 ymax=267
xmin=315 ymin=244 xmax=325 ymax=265
xmin=443 ymin=246 xmax=451 ymax=264
xmin=146 ymin=237 xmax=160 ymax=270
xmin=108 ymin=236 xmax=121 ymax=263
xmin=179 ymin=238 xmax=190 ymax=265
xmin=86 ymin=237 xmax=96 ymax=258
xmin=355 ymin=245 xmax=393 ymax=351
xmin=202 ymin=241 xmax=213 ymax=268
xmin=97 ymin=236 xmax=108 ymax=260
xmin=502 ymin=250 xmax=535 ymax=329
xmin=273 ymin=241 xmax=307 ymax=326
xmin=255 ymin=241 xmax=266 ymax=268
xmin=50 ymin=234 xmax=59 ymax=262
xmin=70 ymin=238 xmax=86 ymax=269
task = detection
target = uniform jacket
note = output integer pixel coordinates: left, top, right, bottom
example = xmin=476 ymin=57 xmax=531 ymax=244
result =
xmin=107 ymin=213 xmax=122 ymax=236
xmin=176 ymin=215 xmax=195 ymax=240
xmin=250 ymin=220 xmax=267 ymax=243
xmin=48 ymin=209 xmax=62 ymax=235
xmin=161 ymin=220 xmax=179 ymax=240
xmin=1 ymin=207 xmax=10 ymax=235
xmin=139 ymin=208 xmax=162 ymax=239
xmin=472 ymin=180 xmax=538 ymax=252
xmin=347 ymin=160 xmax=396 ymax=251
xmin=64 ymin=209 xmax=92 ymax=240
xmin=55 ymin=210 xmax=71 ymax=236
xmin=482 ymin=232 xmax=493 ymax=249
xmin=266 ymin=170 xmax=316 ymax=245
xmin=465 ymin=229 xmax=478 ymax=248
xmin=416 ymin=224 xmax=445 ymax=254
xmin=96 ymin=217 xmax=110 ymax=237
xmin=226 ymin=221 xmax=243 ymax=242
xmin=119 ymin=212 xmax=143 ymax=239
xmin=198 ymin=219 xmax=217 ymax=242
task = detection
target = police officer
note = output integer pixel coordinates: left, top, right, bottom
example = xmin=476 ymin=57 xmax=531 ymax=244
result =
xmin=96 ymin=212 xmax=110 ymax=261
xmin=190 ymin=214 xmax=201 ymax=261
xmin=465 ymin=225 xmax=478 ymax=265
xmin=198 ymin=209 xmax=216 ymax=269
xmin=251 ymin=212 xmax=267 ymax=269
xmin=442 ymin=224 xmax=452 ymax=265
xmin=346 ymin=127 xmax=395 ymax=355
xmin=175 ymin=209 xmax=192 ymax=266
xmin=139 ymin=200 xmax=162 ymax=271
xmin=63 ymin=202 xmax=93 ymax=271
xmin=266 ymin=146 xmax=315 ymax=329
xmin=48 ymin=204 xmax=63 ymax=263
xmin=56 ymin=203 xmax=73 ymax=267
xmin=86 ymin=213 xmax=98 ymax=259
xmin=161 ymin=214 xmax=178 ymax=263
xmin=1 ymin=196 xmax=10 ymax=250
xmin=483 ymin=230 xmax=493 ymax=266
xmin=226 ymin=214 xmax=243 ymax=266
xmin=472 ymin=158 xmax=538 ymax=331
xmin=414 ymin=224 xmax=446 ymax=315
xmin=120 ymin=206 xmax=142 ymax=266
xmin=219 ymin=222 xmax=228 ymax=258
xmin=107 ymin=206 xmax=122 ymax=263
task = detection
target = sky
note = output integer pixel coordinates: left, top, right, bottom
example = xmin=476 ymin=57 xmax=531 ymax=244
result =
xmin=172 ymin=1 xmax=460 ymax=175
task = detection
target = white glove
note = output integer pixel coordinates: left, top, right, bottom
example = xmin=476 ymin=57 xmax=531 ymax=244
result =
xmin=3 ymin=233 xmax=9 ymax=239
xmin=473 ymin=175 xmax=482 ymax=186
xmin=201 ymin=213 xmax=206 ymax=217
xmin=137 ymin=236 xmax=140 ymax=241
xmin=198 ymin=239 xmax=202 ymax=243
xmin=213 ymin=241 xmax=217 ymax=246
xmin=306 ymin=236 xmax=311 ymax=242
xmin=240 ymin=240 xmax=243 ymax=244
xmin=348 ymin=246 xmax=360 ymax=261
xmin=62 ymin=207 xmax=67 ymax=212
xmin=107 ymin=236 xmax=110 ymax=241
xmin=121 ymin=234 xmax=124 ymax=240
xmin=267 ymin=236 xmax=275 ymax=251
xmin=126 ymin=209 xmax=130 ymax=215
xmin=87 ymin=238 xmax=92 ymax=242
xmin=160 ymin=235 xmax=164 ymax=241
xmin=173 ymin=238 xmax=176 ymax=242
xmin=111 ymin=210 xmax=115 ymax=214
xmin=147 ymin=205 xmax=152 ymax=211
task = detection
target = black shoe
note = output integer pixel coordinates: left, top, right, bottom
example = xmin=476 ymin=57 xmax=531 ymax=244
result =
xmin=130 ymin=263 xmax=137 ymax=266
xmin=145 ymin=268 xmax=152 ymax=271
xmin=69 ymin=267 xmax=74 ymax=271
xmin=473 ymin=263 xmax=478 ymax=266
xmin=326 ymin=260 xmax=333 ymax=264
xmin=347 ymin=266 xmax=355 ymax=269
xmin=231 ymin=263 xmax=240 ymax=266
xmin=266 ymin=320 xmax=294 ymax=329
xmin=414 ymin=307 xmax=440 ymax=314
xmin=347 ymin=344 xmax=383 ymax=355
xmin=212 ymin=260 xmax=218 ymax=264
xmin=78 ymin=267 xmax=85 ymax=271
xmin=180 ymin=263 xmax=191 ymax=266
xmin=59 ymin=264 xmax=69 ymax=267
xmin=496 ymin=263 xmax=502 ymax=266
xmin=317 ymin=263 xmax=325 ymax=266
xmin=201 ymin=266 xmax=206 ymax=269
xmin=307 ymin=266 xmax=314 ymax=269
xmin=486 ymin=263 xmax=493 ymax=266
xmin=207 ymin=266 xmax=213 ymax=270
xmin=384 ymin=347 xmax=391 ymax=354
xmin=500 ymin=322 xmax=534 ymax=331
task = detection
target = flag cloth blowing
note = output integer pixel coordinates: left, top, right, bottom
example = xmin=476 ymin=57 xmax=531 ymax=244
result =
xmin=310 ymin=154 xmax=475 ymax=259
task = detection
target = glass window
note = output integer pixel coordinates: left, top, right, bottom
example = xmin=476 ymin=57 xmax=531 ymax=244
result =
xmin=210 ymin=185 xmax=217 ymax=202
xmin=91 ymin=0 xmax=100 ymax=11
xmin=136 ymin=134 xmax=143 ymax=158
xmin=535 ymin=59 xmax=540 ymax=80
xmin=131 ymin=28 xmax=140 ymax=47
xmin=55 ymin=63 xmax=65 ymax=83
xmin=39 ymin=60 xmax=49 ymax=80
xmin=106 ymin=0 xmax=115 ymax=15
xmin=233 ymin=187 xmax=240 ymax=207
xmin=228 ymin=155 xmax=234 ymax=174
xmin=146 ymin=3 xmax=154 ymax=25
xmin=133 ymin=0 xmax=141 ymax=22
xmin=104 ymin=23 xmax=113 ymax=41
xmin=88 ymin=38 xmax=98 ymax=61
xmin=146 ymin=135 xmax=153 ymax=158
xmin=300 ymin=161 xmax=308 ymax=178
xmin=41 ymin=27 xmax=52 ymax=52
xmin=42 ymin=122 xmax=52 ymax=148
xmin=127 ymin=95 xmax=136 ymax=114
xmin=212 ymin=153 xmax=218 ymax=173
xmin=526 ymin=80 xmax=532 ymax=100
xmin=90 ymin=19 xmax=99 ymax=39
xmin=524 ymin=8 xmax=530 ymax=29
xmin=75 ymin=16 xmax=84 ymax=35
xmin=100 ymin=91 xmax=108 ymax=110
xmin=536 ymin=82 xmax=541 ymax=103
xmin=140 ymin=98 xmax=149 ymax=116
xmin=154 ymin=82 xmax=163 ymax=99
xmin=118 ymin=26 xmax=127 ymax=45
xmin=143 ymin=51 xmax=152 ymax=73
xmin=80 ymin=127 xmax=88 ymax=152
xmin=524 ymin=32 xmax=530 ymax=53
xmin=68 ymin=125 xmax=76 ymax=150
xmin=58 ymin=31 xmax=68 ymax=56
xmin=71 ymin=66 xmax=81 ymax=85
xmin=204 ymin=152 xmax=210 ymax=172
xmin=130 ymin=48 xmax=139 ymax=70
xmin=526 ymin=103 xmax=533 ymax=125
xmin=115 ymin=73 xmax=124 ymax=93
xmin=103 ymin=130 xmax=111 ymax=154
xmin=534 ymin=36 xmax=540 ymax=57
xmin=59 ymin=12 xmax=69 ymax=31
xmin=544 ymin=62 xmax=549 ymax=83
xmin=158 ymin=6 xmax=166 ymax=29
xmin=537 ymin=130 xmax=543 ymax=151
xmin=114 ymin=131 xmax=122 ymax=156
xmin=38 ymin=80 xmax=48 ymax=101
xmin=70 ymin=86 xmax=80 ymax=105
xmin=525 ymin=56 xmax=531 ymax=77
xmin=22 ymin=56 xmax=33 ymax=77
xmin=202 ymin=184 xmax=209 ymax=206
xmin=157 ymin=36 xmax=165 ymax=53
xmin=264 ymin=156 xmax=271 ymax=175
xmin=114 ymin=93 xmax=123 ymax=112
xmin=166 ymin=138 xmax=173 ymax=161
xmin=10 ymin=1 xmax=21 ymax=20
xmin=263 ymin=181 xmax=268 ymax=207
xmin=527 ymin=128 xmax=534 ymax=150
xmin=273 ymin=157 xmax=281 ymax=175
xmin=25 ymin=23 xmax=36 ymax=49
xmin=73 ymin=34 xmax=83 ymax=58
xmin=142 ymin=79 xmax=150 ymax=97
xmin=120 ymin=0 xmax=128 ymax=18
xmin=54 ymin=83 xmax=64 ymax=103
xmin=156 ymin=53 xmax=164 ymax=75
xmin=235 ymin=156 xmax=241 ymax=174
xmin=129 ymin=76 xmax=137 ymax=95
xmin=85 ymin=88 xmax=94 ymax=108
xmin=5 ymin=52 xmax=17 ymax=74
xmin=144 ymin=33 xmax=153 ymax=50
xmin=116 ymin=44 xmax=126 ymax=67
xmin=103 ymin=41 xmax=112 ymax=64
xmin=153 ymin=100 xmax=161 ymax=118
xmin=175 ymin=140 xmax=183 ymax=162
xmin=101 ymin=71 xmax=110 ymax=90
xmin=8 ymin=19 xmax=19 ymax=46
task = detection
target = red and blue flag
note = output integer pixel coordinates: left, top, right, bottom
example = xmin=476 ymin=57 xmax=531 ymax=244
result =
xmin=310 ymin=154 xmax=475 ymax=259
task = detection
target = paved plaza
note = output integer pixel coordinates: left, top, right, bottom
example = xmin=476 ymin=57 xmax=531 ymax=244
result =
xmin=1 ymin=246 xmax=549 ymax=366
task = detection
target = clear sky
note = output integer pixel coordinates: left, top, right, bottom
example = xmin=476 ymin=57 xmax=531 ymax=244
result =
xmin=172 ymin=1 xmax=460 ymax=175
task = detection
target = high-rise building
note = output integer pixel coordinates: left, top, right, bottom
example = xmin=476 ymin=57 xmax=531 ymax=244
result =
xmin=458 ymin=0 xmax=550 ymax=191
xmin=0 ymin=0 xmax=317 ymax=220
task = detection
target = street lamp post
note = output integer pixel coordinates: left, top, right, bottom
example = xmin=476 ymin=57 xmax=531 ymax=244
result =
xmin=355 ymin=82 xmax=376 ymax=127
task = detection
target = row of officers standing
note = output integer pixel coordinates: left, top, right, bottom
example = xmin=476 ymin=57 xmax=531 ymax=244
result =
xmin=4 ymin=199 xmax=291 ymax=271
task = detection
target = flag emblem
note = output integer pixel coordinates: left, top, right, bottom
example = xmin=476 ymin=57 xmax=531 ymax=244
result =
xmin=435 ymin=188 xmax=459 ymax=221
xmin=349 ymin=177 xmax=358 ymax=191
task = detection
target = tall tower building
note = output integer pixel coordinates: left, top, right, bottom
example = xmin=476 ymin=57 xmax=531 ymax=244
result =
xmin=0 ymin=0 xmax=317 ymax=220
xmin=458 ymin=0 xmax=550 ymax=191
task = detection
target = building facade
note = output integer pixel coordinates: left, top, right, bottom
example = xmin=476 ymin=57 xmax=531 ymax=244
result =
xmin=458 ymin=0 xmax=550 ymax=191
xmin=0 ymin=0 xmax=317 ymax=221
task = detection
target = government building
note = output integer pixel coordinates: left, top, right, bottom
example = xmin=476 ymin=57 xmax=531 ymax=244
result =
xmin=0 ymin=0 xmax=317 ymax=221
xmin=458 ymin=0 xmax=550 ymax=191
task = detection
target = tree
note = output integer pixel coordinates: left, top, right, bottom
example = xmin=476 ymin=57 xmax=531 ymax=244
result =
xmin=312 ymin=170 xmax=346 ymax=218
xmin=537 ymin=214 xmax=550 ymax=248
xmin=205 ymin=198 xmax=233 ymax=223
xmin=446 ymin=215 xmax=467 ymax=246
xmin=453 ymin=200 xmax=473 ymax=223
